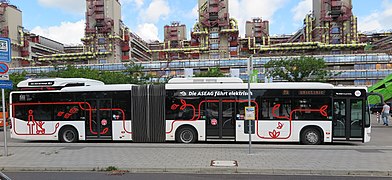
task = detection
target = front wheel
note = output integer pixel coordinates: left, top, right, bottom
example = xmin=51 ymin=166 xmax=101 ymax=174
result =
xmin=59 ymin=127 xmax=78 ymax=143
xmin=301 ymin=128 xmax=322 ymax=145
xmin=176 ymin=127 xmax=197 ymax=143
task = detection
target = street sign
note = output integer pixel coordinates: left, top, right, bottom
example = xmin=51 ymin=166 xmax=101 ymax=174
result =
xmin=245 ymin=106 xmax=255 ymax=120
xmin=0 ymin=38 xmax=11 ymax=63
xmin=0 ymin=62 xmax=9 ymax=74
xmin=0 ymin=74 xmax=9 ymax=80
xmin=0 ymin=80 xmax=12 ymax=89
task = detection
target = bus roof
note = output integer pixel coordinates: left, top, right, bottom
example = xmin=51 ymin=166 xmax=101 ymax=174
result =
xmin=168 ymin=77 xmax=243 ymax=84
xmin=60 ymin=84 xmax=134 ymax=92
xmin=166 ymin=82 xmax=336 ymax=90
xmin=17 ymin=78 xmax=104 ymax=90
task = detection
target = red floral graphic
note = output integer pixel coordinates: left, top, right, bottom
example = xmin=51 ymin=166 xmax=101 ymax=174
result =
xmin=268 ymin=130 xmax=280 ymax=139
xmin=171 ymin=104 xmax=179 ymax=110
xmin=319 ymin=105 xmax=328 ymax=117
xmin=57 ymin=111 xmax=65 ymax=117
xmin=277 ymin=122 xmax=284 ymax=129
xmin=180 ymin=99 xmax=187 ymax=110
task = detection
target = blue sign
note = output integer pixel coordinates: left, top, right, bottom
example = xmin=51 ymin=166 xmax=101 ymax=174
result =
xmin=0 ymin=37 xmax=11 ymax=63
xmin=0 ymin=80 xmax=12 ymax=89
xmin=0 ymin=62 xmax=8 ymax=74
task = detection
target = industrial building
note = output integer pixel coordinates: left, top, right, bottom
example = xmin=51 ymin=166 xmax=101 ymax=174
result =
xmin=150 ymin=0 xmax=239 ymax=61
xmin=0 ymin=1 xmax=64 ymax=67
xmin=37 ymin=0 xmax=151 ymax=64
xmin=150 ymin=0 xmax=377 ymax=59
xmin=240 ymin=0 xmax=366 ymax=56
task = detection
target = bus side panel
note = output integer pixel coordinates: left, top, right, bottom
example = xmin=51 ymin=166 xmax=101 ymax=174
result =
xmin=112 ymin=120 xmax=132 ymax=141
xmin=165 ymin=120 xmax=205 ymax=141
xmin=236 ymin=120 xmax=295 ymax=142
xmin=235 ymin=120 xmax=332 ymax=143
xmin=11 ymin=118 xmax=85 ymax=141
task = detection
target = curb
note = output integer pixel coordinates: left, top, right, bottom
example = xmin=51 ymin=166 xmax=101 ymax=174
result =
xmin=0 ymin=166 xmax=391 ymax=177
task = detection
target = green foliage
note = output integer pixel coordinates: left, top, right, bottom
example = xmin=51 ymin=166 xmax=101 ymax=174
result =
xmin=264 ymin=56 xmax=333 ymax=82
xmin=38 ymin=64 xmax=154 ymax=85
xmin=123 ymin=63 xmax=154 ymax=84
xmin=105 ymin=166 xmax=118 ymax=171
xmin=10 ymin=71 xmax=29 ymax=90
xmin=195 ymin=67 xmax=225 ymax=77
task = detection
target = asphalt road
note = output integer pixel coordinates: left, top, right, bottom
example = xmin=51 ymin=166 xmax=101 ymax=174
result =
xmin=2 ymin=172 xmax=391 ymax=180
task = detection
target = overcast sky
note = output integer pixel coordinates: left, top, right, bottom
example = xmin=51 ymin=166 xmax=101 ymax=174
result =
xmin=12 ymin=0 xmax=392 ymax=45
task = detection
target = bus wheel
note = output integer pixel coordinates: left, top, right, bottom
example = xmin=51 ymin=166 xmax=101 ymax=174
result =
xmin=301 ymin=128 xmax=321 ymax=145
xmin=176 ymin=127 xmax=197 ymax=143
xmin=59 ymin=126 xmax=78 ymax=143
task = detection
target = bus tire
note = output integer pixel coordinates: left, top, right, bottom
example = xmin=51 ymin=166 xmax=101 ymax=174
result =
xmin=176 ymin=126 xmax=197 ymax=143
xmin=301 ymin=128 xmax=322 ymax=145
xmin=59 ymin=126 xmax=78 ymax=143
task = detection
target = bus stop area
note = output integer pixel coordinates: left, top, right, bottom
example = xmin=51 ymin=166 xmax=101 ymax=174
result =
xmin=0 ymin=115 xmax=391 ymax=177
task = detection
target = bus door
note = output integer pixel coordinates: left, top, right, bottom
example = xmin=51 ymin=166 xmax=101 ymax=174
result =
xmin=205 ymin=99 xmax=236 ymax=139
xmin=85 ymin=99 xmax=113 ymax=140
xmin=333 ymin=98 xmax=364 ymax=141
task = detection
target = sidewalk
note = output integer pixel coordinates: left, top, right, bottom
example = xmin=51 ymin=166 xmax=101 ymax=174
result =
xmin=0 ymin=142 xmax=392 ymax=176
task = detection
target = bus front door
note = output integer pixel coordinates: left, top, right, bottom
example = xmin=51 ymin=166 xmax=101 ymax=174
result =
xmin=85 ymin=99 xmax=113 ymax=140
xmin=333 ymin=99 xmax=364 ymax=141
xmin=205 ymin=99 xmax=236 ymax=140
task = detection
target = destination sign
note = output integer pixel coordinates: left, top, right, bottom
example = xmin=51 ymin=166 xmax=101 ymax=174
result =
xmin=28 ymin=81 xmax=55 ymax=86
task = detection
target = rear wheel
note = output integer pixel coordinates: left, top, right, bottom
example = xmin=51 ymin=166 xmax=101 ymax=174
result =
xmin=59 ymin=126 xmax=78 ymax=143
xmin=176 ymin=127 xmax=197 ymax=143
xmin=301 ymin=128 xmax=322 ymax=145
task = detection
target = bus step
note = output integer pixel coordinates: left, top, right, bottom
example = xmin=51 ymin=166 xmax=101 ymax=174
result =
xmin=207 ymin=136 xmax=235 ymax=141
xmin=333 ymin=138 xmax=363 ymax=142
xmin=86 ymin=136 xmax=112 ymax=140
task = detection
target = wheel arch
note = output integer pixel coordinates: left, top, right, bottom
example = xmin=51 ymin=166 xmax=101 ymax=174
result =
xmin=175 ymin=124 xmax=199 ymax=142
xmin=58 ymin=125 xmax=80 ymax=141
xmin=300 ymin=125 xmax=324 ymax=143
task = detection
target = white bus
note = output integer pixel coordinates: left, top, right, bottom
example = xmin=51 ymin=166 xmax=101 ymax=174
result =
xmin=10 ymin=78 xmax=372 ymax=145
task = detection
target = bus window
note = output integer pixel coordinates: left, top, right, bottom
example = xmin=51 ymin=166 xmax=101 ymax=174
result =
xmin=291 ymin=98 xmax=331 ymax=120
xmin=166 ymin=97 xmax=202 ymax=120
xmin=261 ymin=98 xmax=291 ymax=120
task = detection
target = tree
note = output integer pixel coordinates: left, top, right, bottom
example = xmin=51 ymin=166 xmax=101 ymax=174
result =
xmin=123 ymin=63 xmax=154 ymax=84
xmin=10 ymin=71 xmax=29 ymax=89
xmin=39 ymin=64 xmax=155 ymax=85
xmin=12 ymin=64 xmax=153 ymax=85
xmin=264 ymin=56 xmax=332 ymax=82
xmin=195 ymin=67 xmax=224 ymax=77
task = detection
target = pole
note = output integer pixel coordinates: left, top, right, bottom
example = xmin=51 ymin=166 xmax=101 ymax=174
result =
xmin=2 ymin=89 xmax=7 ymax=156
xmin=247 ymin=56 xmax=252 ymax=154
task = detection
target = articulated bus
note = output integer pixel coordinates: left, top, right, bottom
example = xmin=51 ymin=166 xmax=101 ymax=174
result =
xmin=10 ymin=77 xmax=372 ymax=145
